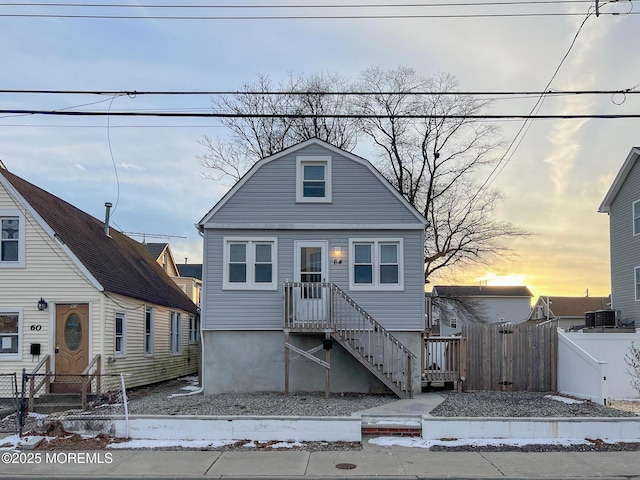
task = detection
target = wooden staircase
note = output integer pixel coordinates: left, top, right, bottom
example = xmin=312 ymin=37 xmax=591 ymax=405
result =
xmin=283 ymin=282 xmax=415 ymax=398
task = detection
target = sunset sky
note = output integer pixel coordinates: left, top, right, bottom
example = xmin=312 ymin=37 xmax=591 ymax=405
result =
xmin=1 ymin=1 xmax=638 ymax=301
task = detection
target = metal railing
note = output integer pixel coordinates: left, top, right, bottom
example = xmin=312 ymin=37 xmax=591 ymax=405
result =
xmin=283 ymin=282 xmax=414 ymax=398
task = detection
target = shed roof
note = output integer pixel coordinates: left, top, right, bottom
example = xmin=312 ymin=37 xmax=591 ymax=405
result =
xmin=0 ymin=168 xmax=197 ymax=314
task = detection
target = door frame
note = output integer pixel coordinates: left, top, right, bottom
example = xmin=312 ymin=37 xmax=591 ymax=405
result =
xmin=51 ymin=302 xmax=93 ymax=376
xmin=293 ymin=240 xmax=329 ymax=323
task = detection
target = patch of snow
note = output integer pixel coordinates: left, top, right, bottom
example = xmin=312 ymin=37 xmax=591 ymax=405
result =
xmin=369 ymin=436 xmax=592 ymax=449
xmin=545 ymin=395 xmax=584 ymax=404
xmin=0 ymin=435 xmax=22 ymax=450
xmin=366 ymin=419 xmax=421 ymax=426
xmin=243 ymin=441 xmax=257 ymax=448
xmin=107 ymin=439 xmax=237 ymax=449
xmin=180 ymin=385 xmax=201 ymax=392
xmin=27 ymin=412 xmax=49 ymax=420
xmin=269 ymin=441 xmax=305 ymax=449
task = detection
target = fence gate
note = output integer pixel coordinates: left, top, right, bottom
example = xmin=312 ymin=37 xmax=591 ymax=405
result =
xmin=0 ymin=373 xmax=19 ymax=435
xmin=462 ymin=322 xmax=557 ymax=391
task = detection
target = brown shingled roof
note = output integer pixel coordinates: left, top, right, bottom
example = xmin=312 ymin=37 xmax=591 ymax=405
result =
xmin=432 ymin=285 xmax=533 ymax=298
xmin=0 ymin=169 xmax=197 ymax=314
xmin=547 ymin=296 xmax=610 ymax=317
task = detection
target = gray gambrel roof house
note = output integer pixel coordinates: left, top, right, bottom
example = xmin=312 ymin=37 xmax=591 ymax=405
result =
xmin=0 ymin=168 xmax=197 ymax=313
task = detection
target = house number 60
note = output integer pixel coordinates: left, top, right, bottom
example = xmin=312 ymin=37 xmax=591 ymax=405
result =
xmin=30 ymin=325 xmax=42 ymax=331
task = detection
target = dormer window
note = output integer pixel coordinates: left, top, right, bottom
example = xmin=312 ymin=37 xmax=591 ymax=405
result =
xmin=296 ymin=156 xmax=332 ymax=203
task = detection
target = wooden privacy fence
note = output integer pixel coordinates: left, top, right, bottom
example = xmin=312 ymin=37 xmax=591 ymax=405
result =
xmin=423 ymin=323 xmax=558 ymax=392
xmin=462 ymin=322 xmax=558 ymax=391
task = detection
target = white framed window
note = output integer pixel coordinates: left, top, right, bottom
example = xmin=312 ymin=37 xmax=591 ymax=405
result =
xmin=115 ymin=312 xmax=126 ymax=356
xmin=635 ymin=267 xmax=640 ymax=301
xmin=144 ymin=306 xmax=154 ymax=355
xmin=450 ymin=318 xmax=458 ymax=329
xmin=634 ymin=200 xmax=640 ymax=236
xmin=0 ymin=211 xmax=25 ymax=268
xmin=349 ymin=239 xmax=403 ymax=290
xmin=170 ymin=311 xmax=182 ymax=354
xmin=223 ymin=238 xmax=277 ymax=290
xmin=0 ymin=310 xmax=21 ymax=360
xmin=189 ymin=314 xmax=199 ymax=343
xmin=296 ymin=156 xmax=332 ymax=203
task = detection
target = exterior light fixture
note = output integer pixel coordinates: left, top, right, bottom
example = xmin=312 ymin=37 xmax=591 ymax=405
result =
xmin=332 ymin=246 xmax=343 ymax=265
xmin=37 ymin=298 xmax=48 ymax=311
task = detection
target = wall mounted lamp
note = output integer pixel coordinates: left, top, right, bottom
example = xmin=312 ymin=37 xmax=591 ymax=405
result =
xmin=332 ymin=246 xmax=343 ymax=265
xmin=37 ymin=298 xmax=48 ymax=311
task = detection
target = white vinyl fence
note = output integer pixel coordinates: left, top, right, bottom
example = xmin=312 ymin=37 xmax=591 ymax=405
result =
xmin=558 ymin=330 xmax=640 ymax=404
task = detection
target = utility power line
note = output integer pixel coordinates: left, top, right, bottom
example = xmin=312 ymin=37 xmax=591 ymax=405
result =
xmin=1 ymin=108 xmax=638 ymax=119
xmin=0 ymin=88 xmax=638 ymax=96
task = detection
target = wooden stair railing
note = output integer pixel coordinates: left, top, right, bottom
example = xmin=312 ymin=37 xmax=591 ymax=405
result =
xmin=28 ymin=354 xmax=52 ymax=412
xmin=283 ymin=282 xmax=415 ymax=398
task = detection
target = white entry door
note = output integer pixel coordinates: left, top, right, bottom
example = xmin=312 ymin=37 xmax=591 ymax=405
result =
xmin=294 ymin=241 xmax=329 ymax=322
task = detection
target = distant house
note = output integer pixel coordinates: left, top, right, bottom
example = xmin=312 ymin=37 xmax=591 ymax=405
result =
xmin=144 ymin=243 xmax=202 ymax=309
xmin=429 ymin=285 xmax=533 ymax=336
xmin=0 ymin=167 xmax=199 ymax=389
xmin=197 ymin=138 xmax=427 ymax=398
xmin=598 ymin=147 xmax=640 ymax=327
xmin=527 ymin=296 xmax=610 ymax=330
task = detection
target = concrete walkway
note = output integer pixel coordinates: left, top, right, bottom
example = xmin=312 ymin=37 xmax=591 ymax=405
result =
xmin=1 ymin=442 xmax=640 ymax=479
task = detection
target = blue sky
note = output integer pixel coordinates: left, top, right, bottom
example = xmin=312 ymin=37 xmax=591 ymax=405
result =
xmin=1 ymin=1 xmax=638 ymax=297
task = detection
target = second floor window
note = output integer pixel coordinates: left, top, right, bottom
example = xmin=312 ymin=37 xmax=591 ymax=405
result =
xmin=0 ymin=214 xmax=23 ymax=267
xmin=296 ymin=156 xmax=332 ymax=203
xmin=634 ymin=200 xmax=640 ymax=236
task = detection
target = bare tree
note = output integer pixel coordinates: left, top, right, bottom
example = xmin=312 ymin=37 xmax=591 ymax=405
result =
xmin=354 ymin=67 xmax=526 ymax=280
xmin=197 ymin=72 xmax=359 ymax=183
xmin=200 ymin=68 xmax=526 ymax=280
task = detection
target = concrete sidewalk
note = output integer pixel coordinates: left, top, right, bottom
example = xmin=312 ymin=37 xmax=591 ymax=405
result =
xmin=2 ymin=441 xmax=640 ymax=479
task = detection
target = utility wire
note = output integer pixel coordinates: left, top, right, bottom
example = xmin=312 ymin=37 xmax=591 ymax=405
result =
xmin=0 ymin=88 xmax=638 ymax=96
xmin=0 ymin=109 xmax=638 ymax=119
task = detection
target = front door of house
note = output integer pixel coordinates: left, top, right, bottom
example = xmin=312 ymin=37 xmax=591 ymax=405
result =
xmin=294 ymin=241 xmax=328 ymax=323
xmin=54 ymin=303 xmax=89 ymax=392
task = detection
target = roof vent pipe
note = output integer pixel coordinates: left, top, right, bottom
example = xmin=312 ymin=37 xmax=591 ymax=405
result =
xmin=104 ymin=202 xmax=113 ymax=236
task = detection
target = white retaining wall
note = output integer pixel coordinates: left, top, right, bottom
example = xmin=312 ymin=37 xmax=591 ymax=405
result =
xmin=422 ymin=417 xmax=640 ymax=442
xmin=558 ymin=330 xmax=640 ymax=403
xmin=112 ymin=415 xmax=361 ymax=442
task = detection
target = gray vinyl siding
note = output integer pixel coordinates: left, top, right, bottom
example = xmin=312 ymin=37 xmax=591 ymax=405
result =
xmin=202 ymin=229 xmax=425 ymax=332
xmin=210 ymin=145 xmax=420 ymax=225
xmin=609 ymin=159 xmax=640 ymax=323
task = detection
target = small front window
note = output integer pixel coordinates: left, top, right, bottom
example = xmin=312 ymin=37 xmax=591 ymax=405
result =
xmin=303 ymin=164 xmax=326 ymax=198
xmin=0 ymin=312 xmax=19 ymax=357
xmin=223 ymin=238 xmax=277 ymax=290
xmin=635 ymin=267 xmax=640 ymax=301
xmin=349 ymin=239 xmax=403 ymax=290
xmin=634 ymin=200 xmax=640 ymax=236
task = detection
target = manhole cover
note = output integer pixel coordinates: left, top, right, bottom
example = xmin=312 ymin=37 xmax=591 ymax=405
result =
xmin=335 ymin=463 xmax=357 ymax=470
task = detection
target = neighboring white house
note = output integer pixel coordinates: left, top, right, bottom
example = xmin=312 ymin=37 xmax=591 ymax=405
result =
xmin=429 ymin=285 xmax=533 ymax=336
xmin=197 ymin=138 xmax=427 ymax=398
xmin=0 ymin=166 xmax=199 ymax=390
